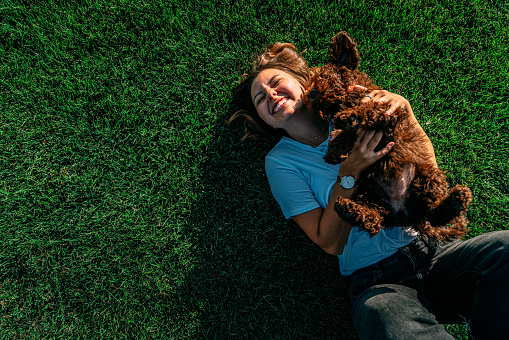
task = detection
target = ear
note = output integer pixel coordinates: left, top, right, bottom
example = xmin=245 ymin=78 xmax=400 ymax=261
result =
xmin=328 ymin=31 xmax=360 ymax=70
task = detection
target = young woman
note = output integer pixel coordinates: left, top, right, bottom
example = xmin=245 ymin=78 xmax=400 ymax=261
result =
xmin=229 ymin=41 xmax=509 ymax=339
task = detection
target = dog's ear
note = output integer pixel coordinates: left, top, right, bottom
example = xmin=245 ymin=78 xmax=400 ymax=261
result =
xmin=328 ymin=31 xmax=360 ymax=70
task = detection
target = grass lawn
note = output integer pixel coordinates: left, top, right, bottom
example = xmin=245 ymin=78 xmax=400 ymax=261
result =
xmin=1 ymin=0 xmax=508 ymax=338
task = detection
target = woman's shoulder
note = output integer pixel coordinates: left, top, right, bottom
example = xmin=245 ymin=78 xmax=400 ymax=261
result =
xmin=265 ymin=137 xmax=312 ymax=168
xmin=266 ymin=137 xmax=295 ymax=158
xmin=266 ymin=137 xmax=320 ymax=159
xmin=265 ymin=137 xmax=333 ymax=179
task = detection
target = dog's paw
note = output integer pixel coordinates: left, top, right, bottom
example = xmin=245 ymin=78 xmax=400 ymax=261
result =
xmin=449 ymin=185 xmax=473 ymax=211
xmin=334 ymin=201 xmax=353 ymax=217
xmin=334 ymin=199 xmax=359 ymax=222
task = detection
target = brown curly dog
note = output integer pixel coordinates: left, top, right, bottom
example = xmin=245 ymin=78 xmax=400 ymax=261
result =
xmin=304 ymin=32 xmax=472 ymax=241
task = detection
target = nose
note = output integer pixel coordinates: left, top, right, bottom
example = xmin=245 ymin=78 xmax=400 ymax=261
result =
xmin=267 ymin=88 xmax=277 ymax=100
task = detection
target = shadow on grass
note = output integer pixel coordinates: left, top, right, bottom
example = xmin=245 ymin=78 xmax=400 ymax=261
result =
xmin=176 ymin=110 xmax=358 ymax=339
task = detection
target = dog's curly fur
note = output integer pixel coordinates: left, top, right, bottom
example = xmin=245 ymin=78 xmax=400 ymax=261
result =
xmin=304 ymin=32 xmax=472 ymax=241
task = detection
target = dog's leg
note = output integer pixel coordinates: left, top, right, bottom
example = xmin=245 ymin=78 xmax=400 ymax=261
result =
xmin=334 ymin=197 xmax=388 ymax=237
xmin=410 ymin=217 xmax=468 ymax=242
xmin=411 ymin=166 xmax=471 ymax=240
xmin=414 ymin=213 xmax=470 ymax=242
xmin=410 ymin=165 xmax=449 ymax=213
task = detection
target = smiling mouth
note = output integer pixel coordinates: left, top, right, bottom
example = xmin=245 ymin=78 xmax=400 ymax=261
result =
xmin=273 ymin=98 xmax=288 ymax=114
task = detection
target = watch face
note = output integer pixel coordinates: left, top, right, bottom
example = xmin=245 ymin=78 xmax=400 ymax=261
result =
xmin=341 ymin=176 xmax=355 ymax=189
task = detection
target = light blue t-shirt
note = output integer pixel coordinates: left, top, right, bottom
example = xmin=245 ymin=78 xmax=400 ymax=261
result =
xmin=265 ymin=125 xmax=417 ymax=276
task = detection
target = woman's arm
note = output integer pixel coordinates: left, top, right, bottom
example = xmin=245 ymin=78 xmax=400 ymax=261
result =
xmin=293 ymin=129 xmax=394 ymax=255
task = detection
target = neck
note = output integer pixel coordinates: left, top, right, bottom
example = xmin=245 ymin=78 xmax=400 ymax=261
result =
xmin=286 ymin=108 xmax=328 ymax=147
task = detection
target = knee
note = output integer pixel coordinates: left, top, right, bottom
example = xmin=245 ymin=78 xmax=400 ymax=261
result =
xmin=352 ymin=285 xmax=417 ymax=339
xmin=483 ymin=230 xmax=509 ymax=245
xmin=475 ymin=231 xmax=509 ymax=285
xmin=352 ymin=286 xmax=389 ymax=339
xmin=474 ymin=231 xmax=509 ymax=266
xmin=352 ymin=285 xmax=387 ymax=322
xmin=352 ymin=284 xmax=442 ymax=339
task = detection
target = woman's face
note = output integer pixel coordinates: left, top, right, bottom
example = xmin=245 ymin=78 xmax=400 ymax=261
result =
xmin=250 ymin=69 xmax=306 ymax=129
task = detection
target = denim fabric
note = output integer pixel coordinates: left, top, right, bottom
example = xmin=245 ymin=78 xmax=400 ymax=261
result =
xmin=348 ymin=230 xmax=509 ymax=340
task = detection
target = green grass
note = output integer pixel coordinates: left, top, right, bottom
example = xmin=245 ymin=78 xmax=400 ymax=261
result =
xmin=0 ymin=0 xmax=508 ymax=338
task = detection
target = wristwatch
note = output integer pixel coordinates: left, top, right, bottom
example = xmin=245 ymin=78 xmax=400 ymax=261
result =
xmin=338 ymin=175 xmax=356 ymax=189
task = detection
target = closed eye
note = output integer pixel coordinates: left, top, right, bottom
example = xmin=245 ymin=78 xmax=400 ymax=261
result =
xmin=256 ymin=94 xmax=266 ymax=106
xmin=257 ymin=79 xmax=281 ymax=106
xmin=254 ymin=75 xmax=281 ymax=107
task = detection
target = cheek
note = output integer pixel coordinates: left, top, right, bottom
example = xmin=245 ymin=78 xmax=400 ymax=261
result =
xmin=259 ymin=114 xmax=272 ymax=126
xmin=256 ymin=107 xmax=270 ymax=124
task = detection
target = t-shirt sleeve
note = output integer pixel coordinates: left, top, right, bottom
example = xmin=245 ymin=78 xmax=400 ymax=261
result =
xmin=265 ymin=155 xmax=321 ymax=219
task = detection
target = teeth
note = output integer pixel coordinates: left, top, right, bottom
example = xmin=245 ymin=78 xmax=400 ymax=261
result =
xmin=274 ymin=98 xmax=288 ymax=113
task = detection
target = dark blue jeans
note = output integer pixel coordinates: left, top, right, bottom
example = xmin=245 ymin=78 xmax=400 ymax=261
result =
xmin=348 ymin=230 xmax=509 ymax=339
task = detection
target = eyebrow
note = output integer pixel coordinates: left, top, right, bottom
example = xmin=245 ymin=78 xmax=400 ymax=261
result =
xmin=253 ymin=74 xmax=278 ymax=106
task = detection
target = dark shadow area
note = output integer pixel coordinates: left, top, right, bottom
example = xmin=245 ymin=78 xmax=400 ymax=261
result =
xmin=176 ymin=107 xmax=358 ymax=339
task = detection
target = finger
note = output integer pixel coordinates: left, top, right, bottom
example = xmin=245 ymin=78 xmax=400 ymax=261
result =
xmin=372 ymin=93 xmax=389 ymax=104
xmin=374 ymin=142 xmax=395 ymax=160
xmin=374 ymin=92 xmax=399 ymax=107
xmin=371 ymin=90 xmax=388 ymax=101
xmin=348 ymin=84 xmax=368 ymax=92
xmin=366 ymin=131 xmax=384 ymax=151
xmin=385 ymin=103 xmax=399 ymax=116
xmin=361 ymin=90 xmax=378 ymax=104
xmin=352 ymin=85 xmax=368 ymax=91
xmin=360 ymin=95 xmax=371 ymax=104
xmin=370 ymin=94 xmax=398 ymax=115
xmin=359 ymin=129 xmax=376 ymax=145
xmin=380 ymin=97 xmax=402 ymax=116
xmin=355 ymin=128 xmax=367 ymax=142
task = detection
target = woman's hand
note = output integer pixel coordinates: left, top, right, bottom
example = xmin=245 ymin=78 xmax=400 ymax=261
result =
xmin=340 ymin=129 xmax=394 ymax=178
xmin=349 ymin=85 xmax=436 ymax=167
xmin=351 ymin=85 xmax=416 ymax=121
